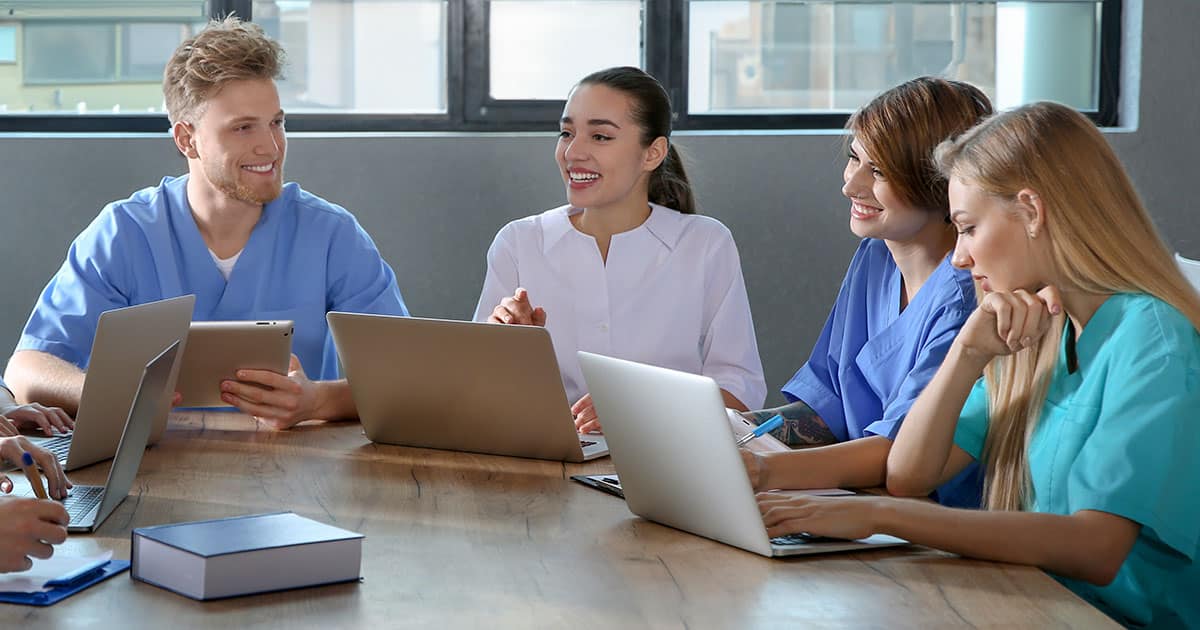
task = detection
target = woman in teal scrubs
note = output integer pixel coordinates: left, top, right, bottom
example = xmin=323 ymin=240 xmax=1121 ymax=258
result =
xmin=753 ymin=102 xmax=1200 ymax=628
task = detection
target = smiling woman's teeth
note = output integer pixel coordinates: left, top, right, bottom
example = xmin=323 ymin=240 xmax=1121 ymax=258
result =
xmin=569 ymin=172 xmax=599 ymax=182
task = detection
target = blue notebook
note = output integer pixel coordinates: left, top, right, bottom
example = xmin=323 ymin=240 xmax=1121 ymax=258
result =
xmin=0 ymin=559 xmax=129 ymax=606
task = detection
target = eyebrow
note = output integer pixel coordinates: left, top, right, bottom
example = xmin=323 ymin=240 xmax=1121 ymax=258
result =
xmin=227 ymin=110 xmax=286 ymax=124
xmin=559 ymin=116 xmax=620 ymax=129
xmin=847 ymin=145 xmax=876 ymax=166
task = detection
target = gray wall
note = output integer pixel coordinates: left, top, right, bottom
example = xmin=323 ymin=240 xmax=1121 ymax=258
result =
xmin=1 ymin=1 xmax=1195 ymax=406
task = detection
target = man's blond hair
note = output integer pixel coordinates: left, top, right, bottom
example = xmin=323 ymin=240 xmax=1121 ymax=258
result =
xmin=163 ymin=16 xmax=285 ymax=124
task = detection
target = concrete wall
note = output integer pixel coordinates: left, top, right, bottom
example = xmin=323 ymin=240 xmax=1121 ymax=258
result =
xmin=1 ymin=1 xmax=1194 ymax=406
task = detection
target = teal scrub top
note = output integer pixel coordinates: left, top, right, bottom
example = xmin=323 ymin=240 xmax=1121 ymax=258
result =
xmin=954 ymin=293 xmax=1200 ymax=628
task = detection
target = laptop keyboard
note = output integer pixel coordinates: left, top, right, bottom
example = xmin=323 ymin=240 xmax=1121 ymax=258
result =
xmin=63 ymin=486 xmax=105 ymax=524
xmin=771 ymin=533 xmax=843 ymax=546
xmin=32 ymin=435 xmax=72 ymax=463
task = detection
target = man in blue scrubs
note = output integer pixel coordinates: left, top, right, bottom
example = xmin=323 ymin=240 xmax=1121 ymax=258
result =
xmin=4 ymin=17 xmax=407 ymax=429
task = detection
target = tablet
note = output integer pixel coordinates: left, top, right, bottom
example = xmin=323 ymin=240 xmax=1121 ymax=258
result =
xmin=176 ymin=320 xmax=293 ymax=408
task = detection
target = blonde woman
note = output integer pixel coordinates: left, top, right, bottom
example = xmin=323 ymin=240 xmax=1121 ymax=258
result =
xmin=754 ymin=102 xmax=1200 ymax=628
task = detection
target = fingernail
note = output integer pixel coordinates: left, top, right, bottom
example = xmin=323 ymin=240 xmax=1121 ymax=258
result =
xmin=1021 ymin=336 xmax=1032 ymax=347
xmin=1051 ymin=304 xmax=1061 ymax=314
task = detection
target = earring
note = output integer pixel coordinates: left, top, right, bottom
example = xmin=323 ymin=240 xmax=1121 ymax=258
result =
xmin=1027 ymin=228 xmax=1038 ymax=239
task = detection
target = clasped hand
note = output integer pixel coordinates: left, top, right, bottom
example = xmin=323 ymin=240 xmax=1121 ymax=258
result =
xmin=956 ymin=286 xmax=1064 ymax=362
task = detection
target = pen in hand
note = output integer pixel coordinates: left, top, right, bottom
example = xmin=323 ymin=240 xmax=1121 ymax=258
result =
xmin=21 ymin=452 xmax=49 ymax=500
xmin=735 ymin=414 xmax=784 ymax=447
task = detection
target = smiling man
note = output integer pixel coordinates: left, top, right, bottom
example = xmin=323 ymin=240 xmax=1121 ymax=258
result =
xmin=5 ymin=17 xmax=408 ymax=429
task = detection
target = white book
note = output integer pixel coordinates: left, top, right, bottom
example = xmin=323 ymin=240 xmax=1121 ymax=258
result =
xmin=131 ymin=512 xmax=364 ymax=600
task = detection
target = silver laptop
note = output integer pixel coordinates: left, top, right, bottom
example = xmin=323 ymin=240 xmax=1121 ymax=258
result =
xmin=18 ymin=341 xmax=179 ymax=532
xmin=327 ymin=312 xmax=607 ymax=462
xmin=28 ymin=295 xmax=194 ymax=471
xmin=577 ymin=351 xmax=907 ymax=557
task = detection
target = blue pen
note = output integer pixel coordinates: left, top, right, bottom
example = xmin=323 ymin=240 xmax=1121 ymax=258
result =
xmin=735 ymin=414 xmax=784 ymax=447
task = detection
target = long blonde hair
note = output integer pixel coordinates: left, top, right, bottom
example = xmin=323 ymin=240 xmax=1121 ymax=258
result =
xmin=935 ymin=102 xmax=1200 ymax=511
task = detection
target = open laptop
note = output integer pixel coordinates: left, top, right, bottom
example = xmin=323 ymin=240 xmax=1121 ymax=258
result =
xmin=327 ymin=312 xmax=607 ymax=462
xmin=17 ymin=341 xmax=179 ymax=532
xmin=28 ymin=295 xmax=194 ymax=471
xmin=577 ymin=351 xmax=907 ymax=557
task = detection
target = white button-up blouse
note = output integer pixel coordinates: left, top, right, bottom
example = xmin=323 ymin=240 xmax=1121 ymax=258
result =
xmin=473 ymin=203 xmax=766 ymax=409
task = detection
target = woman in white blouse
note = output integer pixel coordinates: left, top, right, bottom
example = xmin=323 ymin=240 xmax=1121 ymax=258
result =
xmin=474 ymin=66 xmax=766 ymax=432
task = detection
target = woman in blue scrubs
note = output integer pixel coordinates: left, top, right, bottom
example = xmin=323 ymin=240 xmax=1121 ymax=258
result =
xmin=741 ymin=77 xmax=991 ymax=507
xmin=757 ymin=102 xmax=1200 ymax=628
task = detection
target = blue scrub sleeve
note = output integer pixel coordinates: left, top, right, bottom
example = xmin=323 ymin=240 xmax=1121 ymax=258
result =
xmin=780 ymin=287 xmax=851 ymax=441
xmin=16 ymin=210 xmax=135 ymax=368
xmin=325 ymin=215 xmax=408 ymax=317
xmin=864 ymin=304 xmax=972 ymax=439
xmin=1066 ymin=350 xmax=1200 ymax=560
xmin=319 ymin=215 xmax=408 ymax=378
xmin=952 ymin=378 xmax=990 ymax=461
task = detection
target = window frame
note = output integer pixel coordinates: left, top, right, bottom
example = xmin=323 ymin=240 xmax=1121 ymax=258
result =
xmin=0 ymin=0 xmax=1123 ymax=133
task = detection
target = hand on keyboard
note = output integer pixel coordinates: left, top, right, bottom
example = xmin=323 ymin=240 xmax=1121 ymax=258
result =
xmin=0 ymin=436 xmax=74 ymax=499
xmin=0 ymin=401 xmax=75 ymax=436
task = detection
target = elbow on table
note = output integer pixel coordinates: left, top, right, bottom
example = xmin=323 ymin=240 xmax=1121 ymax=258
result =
xmin=1075 ymin=547 xmax=1129 ymax=587
xmin=885 ymin=473 xmax=938 ymax=499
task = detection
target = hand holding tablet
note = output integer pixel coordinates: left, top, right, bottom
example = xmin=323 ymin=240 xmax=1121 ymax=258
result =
xmin=176 ymin=321 xmax=293 ymax=408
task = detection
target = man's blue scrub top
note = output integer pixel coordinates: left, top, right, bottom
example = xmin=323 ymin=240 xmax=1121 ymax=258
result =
xmin=17 ymin=175 xmax=408 ymax=381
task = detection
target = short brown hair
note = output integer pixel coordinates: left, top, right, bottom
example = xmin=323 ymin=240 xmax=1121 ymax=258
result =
xmin=848 ymin=77 xmax=992 ymax=215
xmin=163 ymin=16 xmax=285 ymax=124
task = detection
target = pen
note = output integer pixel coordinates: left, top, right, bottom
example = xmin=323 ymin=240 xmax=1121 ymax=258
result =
xmin=735 ymin=414 xmax=784 ymax=447
xmin=21 ymin=451 xmax=49 ymax=500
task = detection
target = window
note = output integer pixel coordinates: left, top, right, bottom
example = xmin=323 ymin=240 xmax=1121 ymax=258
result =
xmin=23 ymin=23 xmax=117 ymax=84
xmin=123 ymin=23 xmax=194 ymax=81
xmin=487 ymin=0 xmax=641 ymax=100
xmin=0 ymin=0 xmax=1121 ymax=132
xmin=0 ymin=24 xmax=16 ymax=63
xmin=253 ymin=0 xmax=448 ymax=114
xmin=684 ymin=0 xmax=1115 ymax=128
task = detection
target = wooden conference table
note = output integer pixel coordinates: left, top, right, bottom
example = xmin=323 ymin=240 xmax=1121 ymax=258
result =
xmin=28 ymin=411 xmax=1116 ymax=628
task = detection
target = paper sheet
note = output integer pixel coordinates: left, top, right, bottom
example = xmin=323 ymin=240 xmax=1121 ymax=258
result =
xmin=726 ymin=409 xmax=791 ymax=453
xmin=0 ymin=550 xmax=112 ymax=593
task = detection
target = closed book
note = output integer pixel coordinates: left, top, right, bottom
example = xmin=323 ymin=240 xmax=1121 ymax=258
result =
xmin=131 ymin=512 xmax=364 ymax=600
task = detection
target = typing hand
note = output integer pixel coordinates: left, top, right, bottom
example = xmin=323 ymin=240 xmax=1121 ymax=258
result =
xmin=0 ymin=498 xmax=69 ymax=573
xmin=0 ymin=437 xmax=72 ymax=499
xmin=489 ymin=288 xmax=547 ymax=326
xmin=572 ymin=394 xmax=602 ymax=434
xmin=757 ymin=492 xmax=881 ymax=540
xmin=0 ymin=402 xmax=74 ymax=436
xmin=221 ymin=354 xmax=322 ymax=430
xmin=0 ymin=417 xmax=16 ymax=437
xmin=740 ymin=448 xmax=768 ymax=491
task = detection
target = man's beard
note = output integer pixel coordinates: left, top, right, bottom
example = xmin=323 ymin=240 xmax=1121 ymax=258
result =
xmin=205 ymin=160 xmax=283 ymax=205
